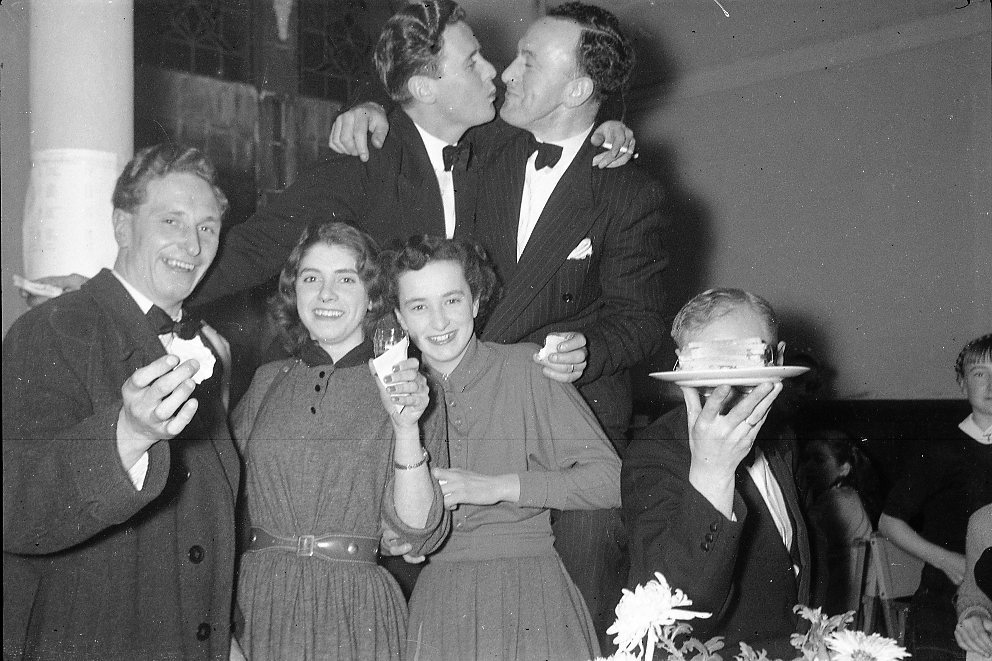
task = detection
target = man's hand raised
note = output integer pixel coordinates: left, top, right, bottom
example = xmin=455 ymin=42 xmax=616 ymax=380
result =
xmin=116 ymin=355 xmax=201 ymax=469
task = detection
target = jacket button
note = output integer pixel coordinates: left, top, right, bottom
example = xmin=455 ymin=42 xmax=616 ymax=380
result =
xmin=347 ymin=543 xmax=358 ymax=555
xmin=701 ymin=542 xmax=711 ymax=552
xmin=188 ymin=545 xmax=205 ymax=563
xmin=705 ymin=533 xmax=715 ymax=542
xmin=196 ymin=622 xmax=211 ymax=640
xmin=709 ymin=522 xmax=719 ymax=532
xmin=561 ymin=293 xmax=574 ymax=303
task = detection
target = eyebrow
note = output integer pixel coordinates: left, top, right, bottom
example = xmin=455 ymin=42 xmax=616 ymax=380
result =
xmin=401 ymin=289 xmax=466 ymax=305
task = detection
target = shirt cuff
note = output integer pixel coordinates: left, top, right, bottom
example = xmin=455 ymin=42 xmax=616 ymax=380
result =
xmin=127 ymin=452 xmax=149 ymax=490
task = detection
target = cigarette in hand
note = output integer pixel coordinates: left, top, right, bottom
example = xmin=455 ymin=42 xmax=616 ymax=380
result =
xmin=600 ymin=142 xmax=639 ymax=158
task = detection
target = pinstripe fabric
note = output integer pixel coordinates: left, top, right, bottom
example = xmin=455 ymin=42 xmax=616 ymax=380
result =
xmin=468 ymin=128 xmax=668 ymax=651
xmin=471 ymin=128 xmax=669 ymax=437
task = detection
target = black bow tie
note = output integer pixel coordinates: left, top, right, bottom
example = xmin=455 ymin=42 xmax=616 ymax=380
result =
xmin=146 ymin=305 xmax=201 ymax=340
xmin=527 ymin=136 xmax=564 ymax=170
xmin=441 ymin=143 xmax=472 ymax=172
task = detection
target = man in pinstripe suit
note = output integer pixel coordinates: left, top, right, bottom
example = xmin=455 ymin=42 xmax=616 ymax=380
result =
xmin=465 ymin=4 xmax=668 ymax=648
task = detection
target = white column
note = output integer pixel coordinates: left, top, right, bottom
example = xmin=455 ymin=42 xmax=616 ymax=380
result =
xmin=23 ymin=0 xmax=133 ymax=278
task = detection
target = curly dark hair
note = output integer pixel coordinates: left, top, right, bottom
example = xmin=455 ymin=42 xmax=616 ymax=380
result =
xmin=270 ymin=222 xmax=383 ymax=356
xmin=112 ymin=143 xmax=228 ymax=216
xmin=374 ymin=0 xmax=467 ymax=105
xmin=380 ymin=235 xmax=499 ymax=320
xmin=956 ymin=333 xmax=992 ymax=380
xmin=546 ymin=2 xmax=635 ymax=100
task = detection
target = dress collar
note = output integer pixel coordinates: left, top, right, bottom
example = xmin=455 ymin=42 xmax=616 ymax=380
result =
xmin=299 ymin=338 xmax=374 ymax=369
xmin=428 ymin=335 xmax=491 ymax=392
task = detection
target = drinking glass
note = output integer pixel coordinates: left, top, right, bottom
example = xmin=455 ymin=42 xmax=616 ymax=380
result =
xmin=373 ymin=326 xmax=407 ymax=357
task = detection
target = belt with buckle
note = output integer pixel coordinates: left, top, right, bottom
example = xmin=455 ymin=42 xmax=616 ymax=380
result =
xmin=247 ymin=527 xmax=378 ymax=564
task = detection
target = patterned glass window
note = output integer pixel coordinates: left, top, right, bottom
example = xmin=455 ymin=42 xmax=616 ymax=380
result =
xmin=135 ymin=0 xmax=252 ymax=83
xmin=297 ymin=0 xmax=382 ymax=103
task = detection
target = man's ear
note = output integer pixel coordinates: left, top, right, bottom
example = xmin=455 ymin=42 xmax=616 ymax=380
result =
xmin=472 ymin=297 xmax=480 ymax=319
xmin=563 ymin=76 xmax=594 ymax=108
xmin=406 ymin=74 xmax=436 ymax=104
xmin=111 ymin=208 xmax=133 ymax=249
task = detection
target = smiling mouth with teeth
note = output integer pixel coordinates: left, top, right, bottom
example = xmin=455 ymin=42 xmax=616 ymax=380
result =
xmin=428 ymin=331 xmax=456 ymax=344
xmin=165 ymin=258 xmax=196 ymax=272
xmin=313 ymin=309 xmax=344 ymax=318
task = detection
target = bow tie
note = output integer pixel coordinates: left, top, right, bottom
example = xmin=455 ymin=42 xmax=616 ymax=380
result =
xmin=146 ymin=305 xmax=201 ymax=340
xmin=527 ymin=136 xmax=563 ymax=170
xmin=441 ymin=143 xmax=471 ymax=172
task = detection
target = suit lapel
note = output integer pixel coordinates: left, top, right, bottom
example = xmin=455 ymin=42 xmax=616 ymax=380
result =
xmin=87 ymin=270 xmax=168 ymax=365
xmin=484 ymin=137 xmax=598 ymax=341
xmin=88 ymin=270 xmax=239 ymax=500
xmin=393 ymin=111 xmax=446 ymax=238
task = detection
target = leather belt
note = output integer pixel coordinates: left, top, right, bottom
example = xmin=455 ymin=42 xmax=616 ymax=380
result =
xmin=247 ymin=527 xmax=378 ymax=564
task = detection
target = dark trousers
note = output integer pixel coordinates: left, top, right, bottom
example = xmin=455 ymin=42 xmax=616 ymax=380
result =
xmin=552 ymin=507 xmax=629 ymax=655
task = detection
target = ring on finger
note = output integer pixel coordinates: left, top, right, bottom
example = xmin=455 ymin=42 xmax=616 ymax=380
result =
xmin=569 ymin=364 xmax=574 ymax=373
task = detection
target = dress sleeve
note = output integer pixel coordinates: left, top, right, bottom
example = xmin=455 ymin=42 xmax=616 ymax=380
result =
xmin=515 ymin=367 xmax=621 ymax=511
xmin=379 ymin=400 xmax=451 ymax=556
xmin=231 ymin=361 xmax=287 ymax=450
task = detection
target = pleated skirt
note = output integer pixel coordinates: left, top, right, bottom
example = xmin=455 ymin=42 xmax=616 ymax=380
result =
xmin=406 ymin=554 xmax=599 ymax=661
xmin=238 ymin=550 xmax=408 ymax=661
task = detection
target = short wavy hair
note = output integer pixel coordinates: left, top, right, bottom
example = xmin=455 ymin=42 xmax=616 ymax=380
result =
xmin=374 ymin=0 xmax=466 ymax=105
xmin=380 ymin=235 xmax=499 ymax=319
xmin=270 ymin=222 xmax=383 ymax=356
xmin=955 ymin=334 xmax=992 ymax=380
xmin=112 ymin=143 xmax=228 ymax=216
xmin=546 ymin=2 xmax=635 ymax=101
xmin=671 ymin=288 xmax=778 ymax=347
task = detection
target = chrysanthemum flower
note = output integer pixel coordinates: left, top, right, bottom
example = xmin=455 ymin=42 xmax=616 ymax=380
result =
xmin=825 ymin=630 xmax=910 ymax=661
xmin=607 ymin=572 xmax=710 ymax=660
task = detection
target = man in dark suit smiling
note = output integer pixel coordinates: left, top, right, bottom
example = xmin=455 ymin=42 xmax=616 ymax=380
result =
xmin=3 ymin=145 xmax=242 ymax=660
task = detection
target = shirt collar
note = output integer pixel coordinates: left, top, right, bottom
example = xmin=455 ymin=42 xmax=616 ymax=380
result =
xmin=112 ymin=270 xmax=159 ymax=316
xmin=959 ymin=414 xmax=992 ymax=444
xmin=530 ymin=123 xmax=594 ymax=172
xmin=413 ymin=121 xmax=455 ymax=173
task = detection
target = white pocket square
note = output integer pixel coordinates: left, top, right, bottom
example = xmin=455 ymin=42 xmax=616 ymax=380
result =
xmin=567 ymin=237 xmax=593 ymax=260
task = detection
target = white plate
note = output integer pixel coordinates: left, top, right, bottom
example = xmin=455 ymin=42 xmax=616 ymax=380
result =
xmin=649 ymin=365 xmax=810 ymax=387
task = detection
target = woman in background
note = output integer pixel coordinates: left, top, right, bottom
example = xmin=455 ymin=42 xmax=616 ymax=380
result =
xmin=232 ymin=222 xmax=449 ymax=660
xmin=801 ymin=429 xmax=877 ymax=614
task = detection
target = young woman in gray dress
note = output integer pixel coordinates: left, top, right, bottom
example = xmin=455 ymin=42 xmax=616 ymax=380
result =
xmin=381 ymin=235 xmax=621 ymax=661
xmin=231 ymin=223 xmax=449 ymax=660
